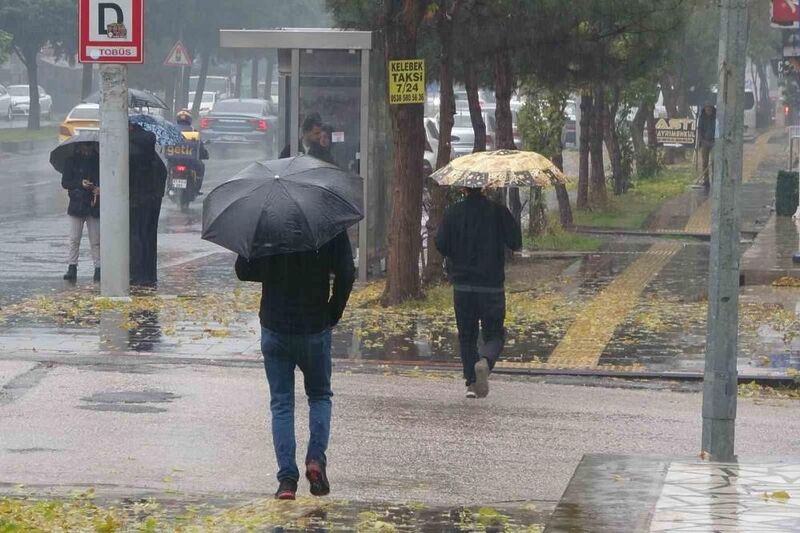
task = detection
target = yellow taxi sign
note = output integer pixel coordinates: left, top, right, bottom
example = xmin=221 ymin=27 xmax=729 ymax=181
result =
xmin=389 ymin=59 xmax=425 ymax=105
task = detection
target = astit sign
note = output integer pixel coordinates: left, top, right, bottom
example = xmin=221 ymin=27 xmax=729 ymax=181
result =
xmin=79 ymin=0 xmax=144 ymax=63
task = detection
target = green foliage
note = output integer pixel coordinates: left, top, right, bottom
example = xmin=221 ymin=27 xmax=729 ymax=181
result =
xmin=524 ymin=215 xmax=605 ymax=251
xmin=574 ymin=167 xmax=694 ymax=229
xmin=776 ymin=171 xmax=799 ymax=217
xmin=0 ymin=30 xmax=11 ymax=65
xmin=0 ymin=0 xmax=75 ymax=58
xmin=517 ymin=87 xmax=567 ymax=158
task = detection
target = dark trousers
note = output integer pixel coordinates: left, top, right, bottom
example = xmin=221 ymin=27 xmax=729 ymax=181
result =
xmin=453 ymin=289 xmax=506 ymax=385
xmin=130 ymin=201 xmax=162 ymax=286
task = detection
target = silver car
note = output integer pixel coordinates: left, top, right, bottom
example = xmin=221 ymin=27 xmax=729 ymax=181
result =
xmin=7 ymin=85 xmax=53 ymax=119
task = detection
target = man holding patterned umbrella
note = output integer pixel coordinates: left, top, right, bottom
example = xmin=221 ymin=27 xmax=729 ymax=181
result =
xmin=432 ymin=149 xmax=566 ymax=399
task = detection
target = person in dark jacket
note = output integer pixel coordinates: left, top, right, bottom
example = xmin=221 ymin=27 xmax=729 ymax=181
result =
xmin=435 ymin=188 xmax=522 ymax=399
xmin=60 ymin=142 xmax=101 ymax=282
xmin=697 ymin=102 xmax=716 ymax=188
xmin=129 ymin=125 xmax=167 ymax=287
xmin=235 ymin=231 xmax=355 ymax=500
xmin=279 ymin=112 xmax=323 ymax=159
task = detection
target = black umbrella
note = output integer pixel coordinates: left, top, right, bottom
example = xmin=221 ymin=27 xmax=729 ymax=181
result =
xmin=49 ymin=126 xmax=168 ymax=174
xmin=202 ymin=155 xmax=363 ymax=259
xmin=85 ymin=88 xmax=168 ymax=110
xmin=49 ymin=131 xmax=99 ymax=173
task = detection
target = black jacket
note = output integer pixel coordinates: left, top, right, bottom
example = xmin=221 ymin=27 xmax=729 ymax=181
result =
xmin=61 ymin=153 xmax=100 ymax=218
xmin=698 ymin=108 xmax=716 ymax=146
xmin=130 ymin=153 xmax=167 ymax=208
xmin=235 ymin=231 xmax=356 ymax=335
xmin=435 ymin=192 xmax=522 ymax=289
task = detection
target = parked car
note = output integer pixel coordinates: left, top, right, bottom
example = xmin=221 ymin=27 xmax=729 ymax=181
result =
xmin=188 ymin=91 xmax=216 ymax=115
xmin=0 ymin=85 xmax=11 ymax=121
xmin=199 ymin=98 xmax=277 ymax=155
xmin=59 ymin=103 xmax=100 ymax=143
xmin=7 ymin=85 xmax=53 ymax=119
xmin=448 ymin=110 xmax=497 ymax=156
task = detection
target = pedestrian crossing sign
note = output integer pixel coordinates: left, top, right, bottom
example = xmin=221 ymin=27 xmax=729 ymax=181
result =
xmin=164 ymin=41 xmax=192 ymax=67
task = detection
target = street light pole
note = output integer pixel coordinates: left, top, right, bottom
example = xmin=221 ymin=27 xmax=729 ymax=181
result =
xmin=701 ymin=0 xmax=750 ymax=462
xmin=99 ymin=64 xmax=130 ymax=297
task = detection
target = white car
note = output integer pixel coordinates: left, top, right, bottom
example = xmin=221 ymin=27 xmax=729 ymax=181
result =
xmin=188 ymin=91 xmax=216 ymax=115
xmin=0 ymin=85 xmax=11 ymax=121
xmin=7 ymin=85 xmax=53 ymax=119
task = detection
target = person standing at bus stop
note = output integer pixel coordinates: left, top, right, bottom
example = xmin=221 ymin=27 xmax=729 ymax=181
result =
xmin=698 ymin=102 xmax=716 ymax=189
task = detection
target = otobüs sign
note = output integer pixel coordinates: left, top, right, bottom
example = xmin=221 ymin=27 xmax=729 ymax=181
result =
xmin=79 ymin=0 xmax=144 ymax=63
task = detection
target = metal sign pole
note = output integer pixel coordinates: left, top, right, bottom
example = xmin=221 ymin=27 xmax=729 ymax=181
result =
xmin=99 ymin=64 xmax=130 ymax=296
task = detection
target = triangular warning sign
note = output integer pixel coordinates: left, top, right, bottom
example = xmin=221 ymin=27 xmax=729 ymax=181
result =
xmin=164 ymin=41 xmax=192 ymax=67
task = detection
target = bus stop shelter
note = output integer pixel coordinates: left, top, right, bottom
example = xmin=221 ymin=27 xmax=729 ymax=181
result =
xmin=220 ymin=28 xmax=390 ymax=282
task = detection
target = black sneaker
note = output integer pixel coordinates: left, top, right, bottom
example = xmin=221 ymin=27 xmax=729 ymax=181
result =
xmin=275 ymin=478 xmax=297 ymax=500
xmin=305 ymin=460 xmax=330 ymax=496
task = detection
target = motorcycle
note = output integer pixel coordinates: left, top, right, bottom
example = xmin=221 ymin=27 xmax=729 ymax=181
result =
xmin=165 ymin=131 xmax=208 ymax=211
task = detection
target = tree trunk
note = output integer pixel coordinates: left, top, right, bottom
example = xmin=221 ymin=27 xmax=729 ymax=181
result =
xmin=577 ymin=91 xmax=591 ymax=210
xmin=589 ymin=85 xmax=608 ymax=207
xmin=234 ymin=61 xmax=243 ymax=98
xmin=528 ymin=187 xmax=547 ymax=236
xmin=423 ymin=5 xmax=458 ymax=286
xmin=494 ymin=47 xmax=521 ymax=223
xmin=191 ymin=51 xmax=211 ymax=118
xmin=494 ymin=49 xmax=516 ymax=150
xmin=381 ymin=0 xmax=427 ymax=306
xmin=464 ymin=63 xmax=486 ymax=152
xmin=604 ymin=86 xmax=625 ymax=195
xmin=645 ymin=101 xmax=657 ymax=147
xmin=81 ymin=63 xmax=93 ymax=100
xmin=18 ymin=47 xmax=40 ymax=130
xmin=631 ymin=104 xmax=647 ymax=167
xmin=552 ymin=139 xmax=573 ymax=228
xmin=264 ymin=55 xmax=275 ymax=99
xmin=250 ymin=57 xmax=259 ymax=99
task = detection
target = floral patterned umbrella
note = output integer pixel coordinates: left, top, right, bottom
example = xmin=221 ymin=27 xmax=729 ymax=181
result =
xmin=430 ymin=149 xmax=568 ymax=188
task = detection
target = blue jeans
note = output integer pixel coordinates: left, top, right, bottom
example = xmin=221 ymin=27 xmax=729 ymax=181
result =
xmin=261 ymin=327 xmax=333 ymax=482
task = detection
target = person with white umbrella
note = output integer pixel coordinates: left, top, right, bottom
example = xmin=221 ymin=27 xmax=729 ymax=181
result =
xmin=432 ymin=149 xmax=567 ymax=399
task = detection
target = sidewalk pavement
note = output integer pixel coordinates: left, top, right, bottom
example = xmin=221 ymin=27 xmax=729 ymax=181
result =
xmin=546 ymin=455 xmax=800 ymax=532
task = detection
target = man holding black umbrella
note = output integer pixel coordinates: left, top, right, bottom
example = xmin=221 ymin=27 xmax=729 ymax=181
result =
xmin=235 ymin=232 xmax=355 ymax=500
xmin=207 ymin=156 xmax=362 ymax=500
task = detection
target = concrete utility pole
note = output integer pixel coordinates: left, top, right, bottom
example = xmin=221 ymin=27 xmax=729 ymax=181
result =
xmin=99 ymin=64 xmax=130 ymax=297
xmin=701 ymin=0 xmax=751 ymax=461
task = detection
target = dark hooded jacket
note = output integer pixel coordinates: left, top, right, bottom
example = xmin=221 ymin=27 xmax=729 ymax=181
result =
xmin=697 ymin=106 xmax=717 ymax=146
xmin=61 ymin=151 xmax=100 ymax=218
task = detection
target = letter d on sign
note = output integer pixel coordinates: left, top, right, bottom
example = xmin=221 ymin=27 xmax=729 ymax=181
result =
xmin=99 ymin=2 xmax=123 ymax=35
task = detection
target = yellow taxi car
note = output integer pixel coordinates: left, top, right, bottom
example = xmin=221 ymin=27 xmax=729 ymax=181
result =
xmin=59 ymin=103 xmax=100 ymax=142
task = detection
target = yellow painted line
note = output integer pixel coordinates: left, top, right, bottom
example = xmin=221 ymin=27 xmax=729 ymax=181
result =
xmin=683 ymin=129 xmax=778 ymax=235
xmin=684 ymin=199 xmax=712 ymax=234
xmin=539 ymin=241 xmax=682 ymax=369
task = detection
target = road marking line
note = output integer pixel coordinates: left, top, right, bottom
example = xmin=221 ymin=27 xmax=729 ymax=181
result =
xmin=517 ymin=241 xmax=682 ymax=369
